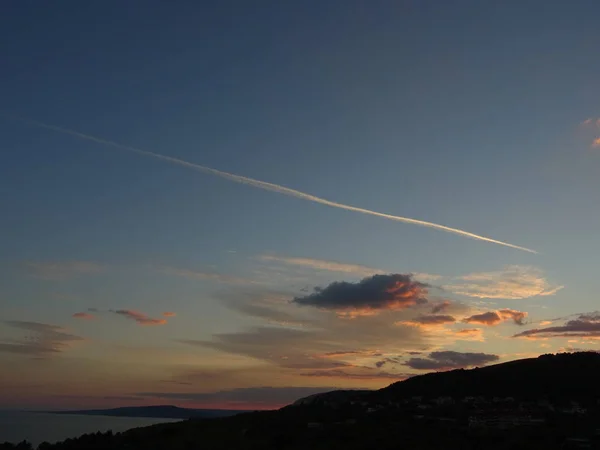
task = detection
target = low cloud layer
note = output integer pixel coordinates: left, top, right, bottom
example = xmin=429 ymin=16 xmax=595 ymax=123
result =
xmin=514 ymin=312 xmax=600 ymax=339
xmin=405 ymin=351 xmax=499 ymax=370
xmin=136 ymin=386 xmax=338 ymax=407
xmin=0 ymin=321 xmax=83 ymax=356
xmin=111 ymin=310 xmax=168 ymax=326
xmin=293 ymin=274 xmax=427 ymax=316
xmin=463 ymin=309 xmax=527 ymax=326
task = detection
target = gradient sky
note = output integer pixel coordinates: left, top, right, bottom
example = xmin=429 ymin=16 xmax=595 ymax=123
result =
xmin=1 ymin=1 xmax=600 ymax=410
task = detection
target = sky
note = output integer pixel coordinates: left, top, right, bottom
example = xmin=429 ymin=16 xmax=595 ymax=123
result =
xmin=1 ymin=1 xmax=600 ymax=410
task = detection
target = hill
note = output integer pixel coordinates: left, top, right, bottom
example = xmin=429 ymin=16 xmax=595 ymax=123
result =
xmin=375 ymin=351 xmax=600 ymax=402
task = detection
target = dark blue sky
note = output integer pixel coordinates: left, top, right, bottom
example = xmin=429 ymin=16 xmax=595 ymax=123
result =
xmin=1 ymin=1 xmax=599 ymax=409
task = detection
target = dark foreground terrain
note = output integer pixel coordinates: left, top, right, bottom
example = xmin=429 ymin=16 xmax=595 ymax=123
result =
xmin=3 ymin=352 xmax=600 ymax=450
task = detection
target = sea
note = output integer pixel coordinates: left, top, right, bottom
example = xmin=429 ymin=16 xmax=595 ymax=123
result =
xmin=0 ymin=411 xmax=180 ymax=447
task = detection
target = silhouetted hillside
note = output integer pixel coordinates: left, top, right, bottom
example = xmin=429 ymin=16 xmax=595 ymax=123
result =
xmin=376 ymin=352 xmax=600 ymax=403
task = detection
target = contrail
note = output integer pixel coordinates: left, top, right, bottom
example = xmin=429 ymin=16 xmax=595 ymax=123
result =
xmin=6 ymin=115 xmax=537 ymax=253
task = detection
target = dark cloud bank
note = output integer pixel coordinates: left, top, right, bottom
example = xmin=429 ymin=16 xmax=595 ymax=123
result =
xmin=405 ymin=351 xmax=499 ymax=370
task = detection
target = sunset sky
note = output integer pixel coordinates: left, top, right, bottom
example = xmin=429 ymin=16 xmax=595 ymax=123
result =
xmin=1 ymin=1 xmax=600 ymax=410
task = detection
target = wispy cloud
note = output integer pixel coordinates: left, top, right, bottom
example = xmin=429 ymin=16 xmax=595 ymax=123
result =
xmin=162 ymin=312 xmax=176 ymax=317
xmin=443 ymin=265 xmax=562 ymax=299
xmin=9 ymin=116 xmax=536 ymax=253
xmin=453 ymin=328 xmax=484 ymax=341
xmin=258 ymin=255 xmax=382 ymax=277
xmin=593 ymin=137 xmax=600 ymax=148
xmin=72 ymin=312 xmax=95 ymax=320
xmin=580 ymin=118 xmax=600 ymax=128
xmin=111 ymin=310 xmax=167 ymax=326
xmin=25 ymin=261 xmax=104 ymax=280
xmin=159 ymin=266 xmax=256 ymax=285
xmin=0 ymin=321 xmax=83 ymax=356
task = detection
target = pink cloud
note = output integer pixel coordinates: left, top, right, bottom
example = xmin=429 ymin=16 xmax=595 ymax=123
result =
xmin=72 ymin=312 xmax=95 ymax=320
xmin=112 ymin=310 xmax=167 ymax=326
xmin=162 ymin=312 xmax=176 ymax=317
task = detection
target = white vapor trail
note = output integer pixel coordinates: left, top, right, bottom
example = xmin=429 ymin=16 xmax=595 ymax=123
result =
xmin=8 ymin=116 xmax=537 ymax=253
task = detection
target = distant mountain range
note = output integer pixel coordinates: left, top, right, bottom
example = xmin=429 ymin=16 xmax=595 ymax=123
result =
xmin=49 ymin=405 xmax=249 ymax=419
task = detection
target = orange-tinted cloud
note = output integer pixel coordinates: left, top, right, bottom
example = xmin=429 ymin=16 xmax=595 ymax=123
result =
xmin=401 ymin=314 xmax=456 ymax=326
xmin=453 ymin=328 xmax=484 ymax=341
xmin=319 ymin=350 xmax=364 ymax=358
xmin=293 ymin=274 xmax=427 ymax=316
xmin=592 ymin=137 xmax=600 ymax=148
xmin=463 ymin=308 xmax=527 ymax=326
xmin=112 ymin=310 xmax=167 ymax=326
xmin=72 ymin=312 xmax=95 ymax=320
xmin=443 ymin=265 xmax=562 ymax=300
xmin=162 ymin=312 xmax=176 ymax=317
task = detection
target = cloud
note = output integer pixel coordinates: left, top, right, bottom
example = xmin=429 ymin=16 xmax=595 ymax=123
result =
xmin=136 ymin=386 xmax=338 ymax=408
xmin=217 ymin=290 xmax=308 ymax=327
xmin=180 ymin=313 xmax=427 ymax=376
xmin=431 ymin=300 xmax=451 ymax=314
xmin=72 ymin=312 xmax=95 ymax=320
xmin=299 ymin=369 xmax=405 ymax=380
xmin=405 ymin=350 xmax=499 ymax=371
xmin=258 ymin=255 xmax=382 ymax=277
xmin=0 ymin=321 xmax=83 ymax=356
xmin=11 ymin=116 xmax=536 ymax=253
xmin=463 ymin=308 xmax=528 ymax=326
xmin=593 ymin=137 xmax=600 ymax=148
xmin=25 ymin=261 xmax=104 ymax=280
xmin=580 ymin=118 xmax=600 ymax=128
xmin=401 ymin=314 xmax=456 ymax=326
xmin=162 ymin=312 xmax=176 ymax=317
xmin=443 ymin=266 xmax=562 ymax=299
xmin=159 ymin=266 xmax=256 ymax=285
xmin=111 ymin=310 xmax=167 ymax=326
xmin=293 ymin=274 xmax=428 ymax=316
xmin=320 ymin=350 xmax=363 ymax=358
xmin=453 ymin=328 xmax=484 ymax=340
xmin=581 ymin=118 xmax=594 ymax=126
xmin=514 ymin=312 xmax=600 ymax=339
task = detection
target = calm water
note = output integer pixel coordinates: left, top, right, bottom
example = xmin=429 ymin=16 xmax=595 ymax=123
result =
xmin=0 ymin=411 xmax=180 ymax=447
